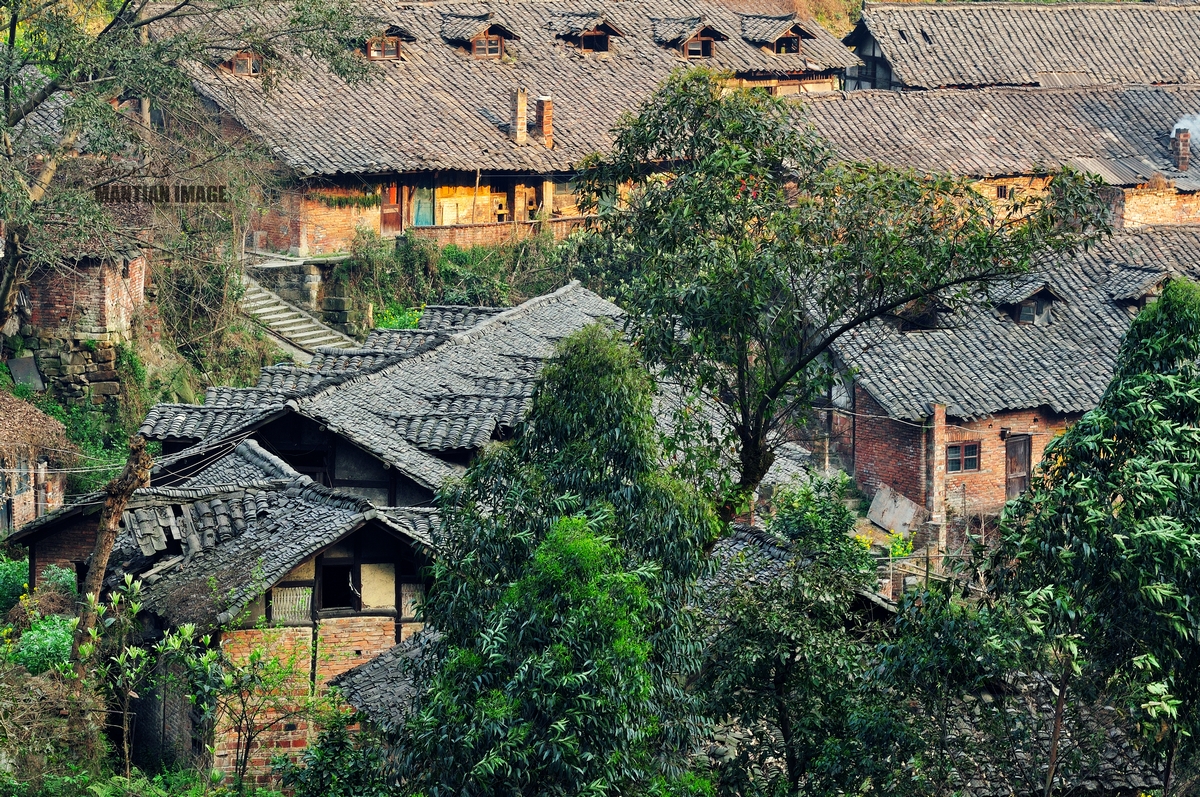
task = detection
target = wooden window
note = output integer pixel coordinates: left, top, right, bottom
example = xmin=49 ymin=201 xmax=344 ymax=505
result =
xmin=472 ymin=35 xmax=503 ymax=58
xmin=774 ymin=35 xmax=800 ymax=54
xmin=320 ymin=563 xmax=358 ymax=610
xmin=272 ymin=586 xmax=313 ymax=622
xmin=683 ymin=36 xmax=713 ymax=59
xmin=1018 ymin=302 xmax=1036 ymax=324
xmin=367 ymin=36 xmax=401 ymax=60
xmin=399 ymin=582 xmax=424 ymax=622
xmin=232 ymin=52 xmax=263 ymax=76
xmin=947 ymin=443 xmax=980 ymax=473
xmin=996 ymin=185 xmax=1009 ymax=199
xmin=581 ymin=32 xmax=609 ymax=52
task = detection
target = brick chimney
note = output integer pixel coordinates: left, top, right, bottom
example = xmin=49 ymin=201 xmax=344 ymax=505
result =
xmin=1171 ymin=128 xmax=1190 ymax=172
xmin=510 ymin=87 xmax=528 ymax=145
xmin=536 ymin=96 xmax=553 ymax=149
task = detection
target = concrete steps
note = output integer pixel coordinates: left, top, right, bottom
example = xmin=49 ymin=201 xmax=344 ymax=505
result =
xmin=240 ymin=276 xmax=357 ymax=359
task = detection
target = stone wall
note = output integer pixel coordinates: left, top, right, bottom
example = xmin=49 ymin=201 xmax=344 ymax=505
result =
xmin=32 ymin=338 xmax=125 ymax=404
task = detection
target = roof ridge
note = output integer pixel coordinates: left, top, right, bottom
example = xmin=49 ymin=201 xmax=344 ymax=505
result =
xmin=296 ymin=281 xmax=583 ymax=406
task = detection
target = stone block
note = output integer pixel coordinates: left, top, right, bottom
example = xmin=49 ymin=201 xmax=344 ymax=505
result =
xmin=90 ymin=381 xmax=121 ymax=396
xmin=322 ymin=296 xmax=352 ymax=311
xmin=93 ymin=347 xmax=116 ymax=363
xmin=19 ymin=324 xmax=33 ymax=336
xmin=90 ymin=369 xmax=118 ymax=382
xmin=62 ymin=364 xmax=86 ymax=376
xmin=324 ymin=311 xmax=351 ymax=324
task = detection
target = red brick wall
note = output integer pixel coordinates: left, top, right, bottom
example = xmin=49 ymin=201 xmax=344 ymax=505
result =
xmin=4 ymin=460 xmax=67 ymax=532
xmin=31 ymin=516 xmax=96 ymax=586
xmin=213 ymin=626 xmax=316 ymax=784
xmin=941 ymin=408 xmax=1074 ymax=518
xmin=316 ymin=615 xmax=396 ymax=683
xmin=849 ymin=385 xmax=927 ymax=505
xmin=1122 ymin=187 xmax=1200 ymax=228
xmin=27 ymin=255 xmax=145 ymax=339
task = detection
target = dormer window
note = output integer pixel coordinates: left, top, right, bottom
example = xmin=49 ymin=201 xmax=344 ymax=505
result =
xmin=472 ymin=34 xmax=504 ymax=58
xmin=231 ymin=52 xmax=263 ymax=76
xmin=683 ymin=36 xmax=714 ymax=58
xmin=1015 ymin=298 xmax=1053 ymax=325
xmin=367 ymin=36 xmax=401 ymax=60
xmin=581 ymin=32 xmax=609 ymax=51
xmin=774 ymin=35 xmax=800 ymax=54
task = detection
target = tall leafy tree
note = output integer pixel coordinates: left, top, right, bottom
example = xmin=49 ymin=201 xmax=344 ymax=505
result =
xmin=995 ymin=278 xmax=1200 ymax=795
xmin=577 ymin=68 xmax=1110 ymax=508
xmin=0 ymin=0 xmax=375 ymax=331
xmin=698 ymin=473 xmax=884 ymax=796
xmin=396 ymin=324 xmax=720 ymax=796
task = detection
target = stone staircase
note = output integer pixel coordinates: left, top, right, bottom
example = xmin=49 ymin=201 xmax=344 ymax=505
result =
xmin=241 ymin=276 xmax=357 ymax=360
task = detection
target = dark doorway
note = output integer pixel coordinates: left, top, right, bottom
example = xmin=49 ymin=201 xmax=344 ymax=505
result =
xmin=1005 ymin=435 xmax=1031 ymax=500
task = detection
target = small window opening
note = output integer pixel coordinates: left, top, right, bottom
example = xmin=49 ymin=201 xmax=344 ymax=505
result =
xmin=774 ymin=35 xmax=800 ymax=54
xmin=472 ymin=35 xmax=503 ymax=58
xmin=232 ymin=52 xmax=263 ymax=76
xmin=996 ymin=185 xmax=1009 ymax=199
xmin=920 ymin=29 xmax=933 ymax=44
xmin=1018 ymin=302 xmax=1036 ymax=324
xmin=321 ymin=564 xmax=357 ymax=609
xmin=683 ymin=36 xmax=713 ymax=59
xmin=947 ymin=443 xmax=980 ymax=473
xmin=367 ymin=36 xmax=401 ymax=60
xmin=581 ymin=32 xmax=609 ymax=52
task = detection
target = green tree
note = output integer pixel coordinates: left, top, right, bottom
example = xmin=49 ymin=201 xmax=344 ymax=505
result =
xmin=577 ymin=68 xmax=1109 ymax=509
xmin=396 ymin=324 xmax=719 ymax=796
xmin=995 ymin=278 xmax=1200 ymax=796
xmin=0 ymin=0 xmax=376 ymax=331
xmin=698 ymin=473 xmax=883 ymax=796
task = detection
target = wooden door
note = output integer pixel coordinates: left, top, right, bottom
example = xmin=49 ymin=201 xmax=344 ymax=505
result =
xmin=1005 ymin=435 xmax=1031 ymax=500
xmin=381 ymin=182 xmax=402 ymax=235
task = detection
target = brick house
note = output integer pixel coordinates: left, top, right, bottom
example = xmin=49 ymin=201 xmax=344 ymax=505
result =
xmin=826 ymin=226 xmax=1200 ymax=548
xmin=0 ymin=392 xmax=72 ymax=533
xmin=7 ymin=438 xmax=433 ymax=776
xmin=800 ymin=84 xmax=1200 ymax=228
xmin=179 ymin=0 xmax=858 ymax=255
xmin=842 ymin=2 xmax=1200 ymax=91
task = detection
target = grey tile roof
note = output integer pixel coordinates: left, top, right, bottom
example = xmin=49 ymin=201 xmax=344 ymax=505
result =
xmin=834 ymin=226 xmax=1200 ymax=422
xmin=849 ymin=3 xmax=1200 ymax=89
xmin=179 ymin=438 xmax=297 ymax=487
xmin=331 ymin=627 xmax=442 ymax=729
xmin=140 ymin=283 xmax=624 ymax=491
xmin=182 ymin=0 xmax=857 ymax=176
xmin=801 ymin=83 xmax=1200 ymax=186
xmin=415 ymin=306 xmax=507 ymax=332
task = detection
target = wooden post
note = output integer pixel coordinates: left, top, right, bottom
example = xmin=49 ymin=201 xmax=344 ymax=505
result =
xmin=71 ymin=435 xmax=153 ymax=677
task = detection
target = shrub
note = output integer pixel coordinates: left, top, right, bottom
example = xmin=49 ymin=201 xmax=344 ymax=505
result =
xmin=0 ymin=554 xmax=28 ymax=615
xmin=39 ymin=564 xmax=77 ymax=596
xmin=273 ymin=714 xmax=392 ymax=797
xmin=10 ymin=613 xmax=75 ymax=674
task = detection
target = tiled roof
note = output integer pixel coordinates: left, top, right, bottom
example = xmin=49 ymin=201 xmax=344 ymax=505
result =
xmin=849 ymin=3 xmax=1200 ymax=89
xmin=834 ymin=226 xmax=1200 ymax=422
xmin=182 ymin=0 xmax=857 ymax=176
xmin=140 ymin=283 xmax=624 ymax=491
xmin=800 ymin=84 xmax=1200 ymax=187
xmin=331 ymin=627 xmax=442 ymax=729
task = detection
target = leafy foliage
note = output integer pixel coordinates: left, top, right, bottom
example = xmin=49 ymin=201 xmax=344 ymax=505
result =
xmin=699 ymin=473 xmax=879 ymax=796
xmin=8 ymin=613 xmax=74 ymax=675
xmin=397 ymin=324 xmax=719 ymax=795
xmin=0 ymin=553 xmax=28 ymax=616
xmin=274 ymin=712 xmax=393 ymax=797
xmin=576 ymin=68 xmax=1110 ymax=504
xmin=996 ymin=278 xmax=1200 ymax=794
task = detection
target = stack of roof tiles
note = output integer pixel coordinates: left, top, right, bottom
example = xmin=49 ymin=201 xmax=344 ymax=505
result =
xmin=182 ymin=0 xmax=857 ymax=176
xmin=849 ymin=3 xmax=1200 ymax=89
